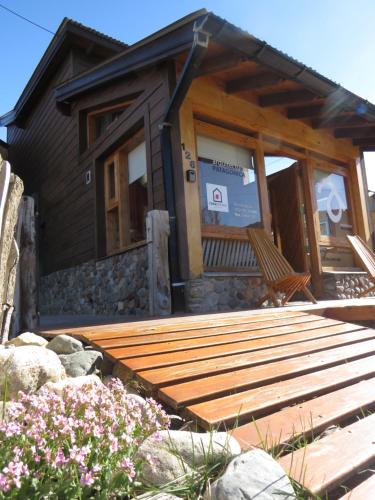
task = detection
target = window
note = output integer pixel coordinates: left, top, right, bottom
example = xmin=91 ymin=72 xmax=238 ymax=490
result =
xmin=313 ymin=167 xmax=355 ymax=269
xmin=197 ymin=135 xmax=261 ymax=228
xmin=104 ymin=135 xmax=148 ymax=255
xmin=87 ymin=101 xmax=133 ymax=146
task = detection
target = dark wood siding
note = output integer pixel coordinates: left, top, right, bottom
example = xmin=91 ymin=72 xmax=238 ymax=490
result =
xmin=7 ymin=57 xmax=171 ymax=275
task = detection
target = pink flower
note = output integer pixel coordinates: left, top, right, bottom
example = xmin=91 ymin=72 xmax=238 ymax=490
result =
xmin=52 ymin=448 xmax=67 ymax=468
xmin=80 ymin=471 xmax=95 ymax=486
xmin=120 ymin=458 xmax=136 ymax=481
xmin=0 ymin=473 xmax=10 ymax=492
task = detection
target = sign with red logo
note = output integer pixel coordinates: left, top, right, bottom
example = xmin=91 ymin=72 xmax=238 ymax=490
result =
xmin=206 ymin=183 xmax=229 ymax=212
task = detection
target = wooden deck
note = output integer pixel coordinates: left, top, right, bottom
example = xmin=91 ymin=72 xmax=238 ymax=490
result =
xmin=39 ymin=300 xmax=375 ymax=498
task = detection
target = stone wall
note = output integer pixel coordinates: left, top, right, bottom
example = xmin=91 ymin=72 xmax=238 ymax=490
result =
xmin=185 ymin=275 xmax=267 ymax=314
xmin=322 ymin=272 xmax=375 ymax=299
xmin=40 ymin=245 xmax=149 ymax=316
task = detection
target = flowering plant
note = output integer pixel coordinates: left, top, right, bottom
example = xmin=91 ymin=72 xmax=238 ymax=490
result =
xmin=0 ymin=379 xmax=170 ymax=498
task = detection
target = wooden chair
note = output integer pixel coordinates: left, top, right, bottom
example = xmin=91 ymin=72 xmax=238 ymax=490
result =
xmin=346 ymin=234 xmax=375 ymax=297
xmin=247 ymin=227 xmax=317 ymax=307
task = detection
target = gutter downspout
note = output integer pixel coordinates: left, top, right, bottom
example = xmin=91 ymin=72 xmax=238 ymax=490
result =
xmin=159 ymin=15 xmax=212 ymax=312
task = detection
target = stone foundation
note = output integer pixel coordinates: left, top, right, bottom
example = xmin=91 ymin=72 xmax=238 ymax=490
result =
xmin=40 ymin=245 xmax=149 ymax=316
xmin=322 ymin=272 xmax=375 ymax=299
xmin=185 ymin=275 xmax=267 ymax=314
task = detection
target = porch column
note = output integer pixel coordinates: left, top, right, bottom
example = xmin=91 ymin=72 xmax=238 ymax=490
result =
xmin=177 ymin=97 xmax=203 ymax=278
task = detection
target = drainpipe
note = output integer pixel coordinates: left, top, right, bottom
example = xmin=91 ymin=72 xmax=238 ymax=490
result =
xmin=159 ymin=15 xmax=213 ymax=311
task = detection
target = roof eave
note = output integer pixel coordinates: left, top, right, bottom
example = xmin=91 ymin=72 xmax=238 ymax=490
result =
xmin=54 ymin=10 xmax=209 ymax=103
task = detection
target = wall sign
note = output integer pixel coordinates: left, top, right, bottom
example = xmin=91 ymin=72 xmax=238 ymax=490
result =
xmin=206 ymin=183 xmax=229 ymax=212
xmin=197 ymin=135 xmax=261 ymax=228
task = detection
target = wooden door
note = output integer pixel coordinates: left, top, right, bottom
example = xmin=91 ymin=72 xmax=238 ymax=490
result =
xmin=267 ymin=163 xmax=308 ymax=272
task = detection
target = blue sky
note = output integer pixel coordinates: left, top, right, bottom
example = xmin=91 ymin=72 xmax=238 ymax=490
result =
xmin=1 ymin=0 xmax=375 ymax=185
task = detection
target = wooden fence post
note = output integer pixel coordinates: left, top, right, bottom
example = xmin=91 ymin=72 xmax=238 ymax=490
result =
xmin=146 ymin=210 xmax=171 ymax=316
xmin=0 ymin=157 xmax=23 ymax=343
xmin=12 ymin=196 xmax=38 ymax=336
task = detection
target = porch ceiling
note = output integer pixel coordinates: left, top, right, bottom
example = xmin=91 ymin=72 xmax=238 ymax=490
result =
xmin=188 ymin=41 xmax=375 ymax=151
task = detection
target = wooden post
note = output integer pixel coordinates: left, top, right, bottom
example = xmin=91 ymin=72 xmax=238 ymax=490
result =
xmin=12 ymin=196 xmax=38 ymax=335
xmin=0 ymin=158 xmax=23 ymax=343
xmin=147 ymin=210 xmax=171 ymax=316
xmin=178 ymin=97 xmax=204 ymax=278
xmin=255 ymin=137 xmax=272 ymax=234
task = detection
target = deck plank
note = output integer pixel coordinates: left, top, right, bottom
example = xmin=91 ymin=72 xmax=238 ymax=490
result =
xmin=134 ymin=327 xmax=372 ymax=384
xmin=38 ymin=303 xmax=375 ymax=494
xmin=42 ymin=310 xmax=309 ymax=340
xmin=92 ymin=315 xmax=330 ymax=349
xmin=186 ymin=354 xmax=375 ymax=428
xmin=339 ymin=474 xmax=375 ymax=499
xmin=99 ymin=319 xmax=346 ymax=358
xmin=278 ymin=413 xmax=375 ymax=496
xmin=120 ymin=323 xmax=367 ymax=370
xmin=160 ymin=339 xmax=375 ymax=408
xmin=230 ymin=378 xmax=375 ymax=450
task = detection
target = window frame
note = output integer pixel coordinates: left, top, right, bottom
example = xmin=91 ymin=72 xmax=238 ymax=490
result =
xmin=103 ymin=129 xmax=148 ymax=256
xmin=194 ymin=120 xmax=263 ymax=240
xmin=86 ymin=100 xmax=135 ymax=147
xmin=311 ymin=159 xmax=359 ymax=272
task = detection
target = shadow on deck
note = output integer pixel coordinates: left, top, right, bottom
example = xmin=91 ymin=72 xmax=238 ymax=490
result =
xmin=38 ymin=297 xmax=375 ymax=498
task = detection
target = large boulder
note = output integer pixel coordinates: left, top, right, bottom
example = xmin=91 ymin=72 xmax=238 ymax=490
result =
xmin=6 ymin=332 xmax=48 ymax=347
xmin=206 ymin=449 xmax=296 ymax=499
xmin=41 ymin=374 xmax=102 ymax=396
xmin=136 ymin=430 xmax=241 ymax=487
xmin=47 ymin=334 xmax=83 ymax=355
xmin=0 ymin=346 xmax=65 ymax=399
xmin=58 ymin=350 xmax=103 ymax=377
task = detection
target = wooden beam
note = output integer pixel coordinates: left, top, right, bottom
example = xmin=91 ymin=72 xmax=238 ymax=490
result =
xmin=353 ymin=137 xmax=375 ymax=147
xmin=287 ymin=103 xmax=325 ymax=119
xmin=259 ymin=89 xmax=318 ymax=107
xmin=197 ymin=53 xmax=245 ymax=77
xmin=226 ymin=72 xmax=284 ymax=94
xmin=335 ymin=126 xmax=375 ymax=139
xmin=188 ymin=77 xmax=359 ymax=161
xmin=312 ymin=115 xmax=369 ymax=129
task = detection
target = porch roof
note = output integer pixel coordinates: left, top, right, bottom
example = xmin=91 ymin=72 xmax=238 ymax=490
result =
xmin=52 ymin=10 xmax=375 ymax=151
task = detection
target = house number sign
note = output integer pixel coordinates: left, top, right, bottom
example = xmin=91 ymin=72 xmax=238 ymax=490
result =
xmin=182 ymin=143 xmax=196 ymax=182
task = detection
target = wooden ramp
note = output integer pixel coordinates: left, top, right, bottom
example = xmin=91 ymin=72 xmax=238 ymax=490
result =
xmin=39 ymin=307 xmax=375 ymax=498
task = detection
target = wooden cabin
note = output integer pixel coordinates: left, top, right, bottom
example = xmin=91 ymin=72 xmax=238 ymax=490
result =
xmin=2 ymin=9 xmax=375 ymax=317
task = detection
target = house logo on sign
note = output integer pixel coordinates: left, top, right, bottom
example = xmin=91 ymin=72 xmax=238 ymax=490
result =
xmin=213 ymin=187 xmax=223 ymax=203
xmin=206 ymin=183 xmax=229 ymax=212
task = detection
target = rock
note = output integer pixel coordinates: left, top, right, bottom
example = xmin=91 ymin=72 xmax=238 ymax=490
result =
xmin=6 ymin=332 xmax=48 ymax=347
xmin=206 ymin=449 xmax=295 ymax=499
xmin=41 ymin=374 xmax=102 ymax=396
xmin=137 ymin=430 xmax=240 ymax=487
xmin=0 ymin=346 xmax=65 ymax=399
xmin=58 ymin=350 xmax=103 ymax=377
xmin=137 ymin=440 xmax=193 ymax=487
xmin=47 ymin=335 xmax=83 ymax=355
